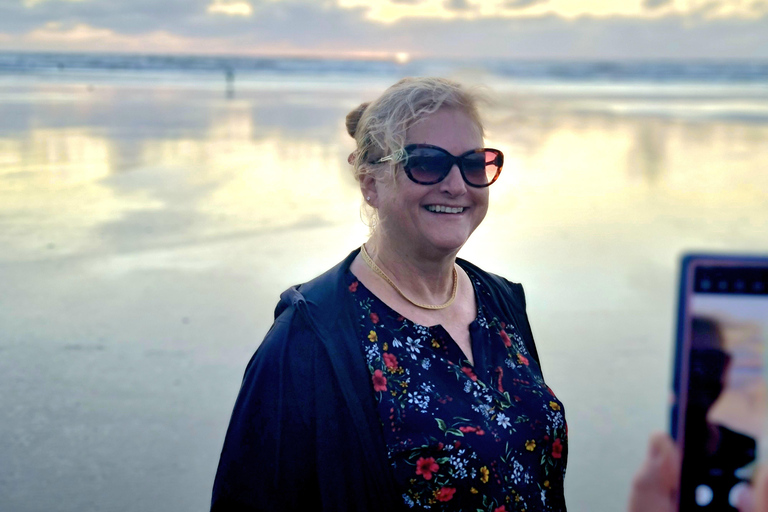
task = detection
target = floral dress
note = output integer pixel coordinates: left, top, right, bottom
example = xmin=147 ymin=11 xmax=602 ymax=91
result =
xmin=348 ymin=270 xmax=567 ymax=512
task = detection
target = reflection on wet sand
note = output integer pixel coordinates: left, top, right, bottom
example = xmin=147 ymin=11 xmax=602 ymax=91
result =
xmin=1 ymin=79 xmax=768 ymax=512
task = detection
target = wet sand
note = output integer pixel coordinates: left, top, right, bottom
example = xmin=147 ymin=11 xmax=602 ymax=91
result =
xmin=1 ymin=75 xmax=767 ymax=511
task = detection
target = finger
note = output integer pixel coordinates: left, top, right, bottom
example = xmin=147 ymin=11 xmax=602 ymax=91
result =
xmin=755 ymin=468 xmax=768 ymax=512
xmin=647 ymin=432 xmax=680 ymax=492
xmin=628 ymin=433 xmax=681 ymax=512
xmin=735 ymin=482 xmax=755 ymax=512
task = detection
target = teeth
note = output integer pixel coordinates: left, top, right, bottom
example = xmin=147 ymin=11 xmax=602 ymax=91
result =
xmin=426 ymin=205 xmax=465 ymax=214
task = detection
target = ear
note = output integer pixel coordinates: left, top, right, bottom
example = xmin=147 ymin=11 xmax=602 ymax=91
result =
xmin=360 ymin=171 xmax=379 ymax=208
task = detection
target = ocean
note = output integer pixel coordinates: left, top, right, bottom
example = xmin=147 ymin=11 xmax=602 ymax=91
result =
xmin=1 ymin=51 xmax=767 ymax=512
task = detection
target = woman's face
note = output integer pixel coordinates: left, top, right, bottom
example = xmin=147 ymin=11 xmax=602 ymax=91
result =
xmin=370 ymin=108 xmax=489 ymax=259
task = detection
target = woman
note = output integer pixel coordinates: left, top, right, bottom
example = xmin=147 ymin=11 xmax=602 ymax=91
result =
xmin=211 ymin=77 xmax=568 ymax=511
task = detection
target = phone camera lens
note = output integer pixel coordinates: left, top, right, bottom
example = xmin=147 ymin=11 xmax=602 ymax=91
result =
xmin=695 ymin=484 xmax=714 ymax=506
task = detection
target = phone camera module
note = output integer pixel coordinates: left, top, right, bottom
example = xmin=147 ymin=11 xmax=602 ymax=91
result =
xmin=695 ymin=484 xmax=714 ymax=506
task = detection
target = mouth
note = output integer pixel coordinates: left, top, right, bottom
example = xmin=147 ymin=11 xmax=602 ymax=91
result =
xmin=425 ymin=205 xmax=466 ymax=214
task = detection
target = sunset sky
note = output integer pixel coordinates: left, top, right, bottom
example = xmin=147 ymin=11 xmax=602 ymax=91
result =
xmin=0 ymin=0 xmax=767 ymax=59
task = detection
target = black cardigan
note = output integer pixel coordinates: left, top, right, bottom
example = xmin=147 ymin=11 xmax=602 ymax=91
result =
xmin=211 ymin=248 xmax=540 ymax=511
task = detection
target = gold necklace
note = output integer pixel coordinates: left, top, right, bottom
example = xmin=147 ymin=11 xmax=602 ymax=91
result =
xmin=359 ymin=244 xmax=458 ymax=310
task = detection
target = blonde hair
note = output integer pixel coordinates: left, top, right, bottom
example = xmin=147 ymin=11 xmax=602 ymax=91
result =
xmin=345 ymin=77 xmax=485 ymax=229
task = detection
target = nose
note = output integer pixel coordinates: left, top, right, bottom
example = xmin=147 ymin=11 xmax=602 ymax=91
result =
xmin=439 ymin=164 xmax=467 ymax=196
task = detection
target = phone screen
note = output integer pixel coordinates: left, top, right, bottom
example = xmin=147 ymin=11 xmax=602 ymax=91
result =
xmin=673 ymin=255 xmax=768 ymax=510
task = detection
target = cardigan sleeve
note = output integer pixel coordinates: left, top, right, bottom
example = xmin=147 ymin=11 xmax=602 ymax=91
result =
xmin=211 ymin=309 xmax=321 ymax=512
xmin=503 ymin=280 xmax=541 ymax=369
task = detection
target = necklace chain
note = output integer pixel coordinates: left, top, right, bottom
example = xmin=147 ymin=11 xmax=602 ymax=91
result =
xmin=359 ymin=244 xmax=457 ymax=311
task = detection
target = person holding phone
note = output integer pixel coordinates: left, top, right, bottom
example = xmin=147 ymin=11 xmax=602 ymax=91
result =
xmin=630 ymin=433 xmax=768 ymax=512
xmin=211 ymin=77 xmax=568 ymax=511
xmin=631 ymin=255 xmax=768 ymax=512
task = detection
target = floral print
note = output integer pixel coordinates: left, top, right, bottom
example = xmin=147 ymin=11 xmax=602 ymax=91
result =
xmin=348 ymin=270 xmax=567 ymax=511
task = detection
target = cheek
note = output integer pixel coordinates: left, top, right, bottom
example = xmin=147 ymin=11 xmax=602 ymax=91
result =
xmin=473 ymin=193 xmax=490 ymax=223
xmin=475 ymin=190 xmax=490 ymax=210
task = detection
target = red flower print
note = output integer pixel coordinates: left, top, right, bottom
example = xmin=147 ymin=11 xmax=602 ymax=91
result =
xmin=415 ymin=457 xmax=439 ymax=480
xmin=370 ymin=312 xmax=379 ymax=324
xmin=499 ymin=329 xmax=512 ymax=347
xmin=517 ymin=353 xmax=529 ymax=366
xmin=383 ymin=353 xmax=399 ymax=371
xmin=461 ymin=366 xmax=478 ymax=382
xmin=348 ymin=281 xmax=358 ymax=292
xmin=494 ymin=366 xmax=504 ymax=393
xmin=434 ymin=487 xmax=456 ymax=502
xmin=500 ymin=321 xmax=506 ymax=329
xmin=372 ymin=369 xmax=387 ymax=392
xmin=494 ymin=506 xmax=507 ymax=512
xmin=552 ymin=438 xmax=563 ymax=459
xmin=459 ymin=426 xmax=477 ymax=433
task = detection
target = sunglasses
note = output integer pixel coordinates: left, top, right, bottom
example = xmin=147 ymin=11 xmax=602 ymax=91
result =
xmin=376 ymin=144 xmax=504 ymax=188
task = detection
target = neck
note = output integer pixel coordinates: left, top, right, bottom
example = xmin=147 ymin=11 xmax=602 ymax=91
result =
xmin=365 ymin=232 xmax=458 ymax=303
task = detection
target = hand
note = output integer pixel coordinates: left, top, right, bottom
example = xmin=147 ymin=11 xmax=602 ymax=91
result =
xmin=740 ymin=468 xmax=768 ymax=512
xmin=628 ymin=433 xmax=768 ymax=512
xmin=628 ymin=432 xmax=681 ymax=512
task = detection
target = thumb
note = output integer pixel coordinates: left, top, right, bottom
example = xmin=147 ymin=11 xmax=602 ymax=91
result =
xmin=754 ymin=467 xmax=768 ymax=512
xmin=629 ymin=433 xmax=681 ymax=512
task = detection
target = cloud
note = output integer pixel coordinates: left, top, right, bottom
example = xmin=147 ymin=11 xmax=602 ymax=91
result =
xmin=503 ymin=0 xmax=549 ymax=9
xmin=0 ymin=0 xmax=767 ymax=59
xmin=752 ymin=1 xmax=768 ymax=14
xmin=207 ymin=0 xmax=253 ymax=16
xmin=643 ymin=0 xmax=673 ymax=9
xmin=22 ymin=22 xmax=199 ymax=52
xmin=27 ymin=21 xmax=115 ymax=41
xmin=22 ymin=0 xmax=87 ymax=6
xmin=444 ymin=0 xmax=472 ymax=11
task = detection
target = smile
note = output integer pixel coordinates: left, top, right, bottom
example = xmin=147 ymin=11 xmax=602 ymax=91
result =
xmin=425 ymin=205 xmax=466 ymax=214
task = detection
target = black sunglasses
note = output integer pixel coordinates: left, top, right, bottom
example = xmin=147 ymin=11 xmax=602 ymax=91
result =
xmin=375 ymin=144 xmax=504 ymax=188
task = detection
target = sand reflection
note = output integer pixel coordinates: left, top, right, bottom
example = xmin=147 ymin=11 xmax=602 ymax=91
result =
xmin=2 ymin=79 xmax=768 ymax=512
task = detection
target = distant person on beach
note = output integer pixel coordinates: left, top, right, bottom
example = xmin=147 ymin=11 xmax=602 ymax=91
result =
xmin=211 ymin=77 xmax=568 ymax=511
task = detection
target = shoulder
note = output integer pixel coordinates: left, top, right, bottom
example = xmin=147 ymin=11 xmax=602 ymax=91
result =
xmin=273 ymin=248 xmax=360 ymax=320
xmin=249 ymin=247 xmax=362 ymax=379
xmin=458 ymin=258 xmax=541 ymax=365
xmin=457 ymin=258 xmax=526 ymax=308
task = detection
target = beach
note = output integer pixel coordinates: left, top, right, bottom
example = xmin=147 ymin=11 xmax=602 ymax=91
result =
xmin=1 ymin=55 xmax=768 ymax=511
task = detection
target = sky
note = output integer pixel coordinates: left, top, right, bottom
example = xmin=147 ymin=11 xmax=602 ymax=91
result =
xmin=0 ymin=0 xmax=767 ymax=59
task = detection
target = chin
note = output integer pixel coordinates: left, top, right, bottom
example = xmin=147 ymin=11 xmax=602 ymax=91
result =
xmin=422 ymin=235 xmax=471 ymax=255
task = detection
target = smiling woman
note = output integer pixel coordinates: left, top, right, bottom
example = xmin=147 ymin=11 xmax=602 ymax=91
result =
xmin=211 ymin=77 xmax=567 ymax=512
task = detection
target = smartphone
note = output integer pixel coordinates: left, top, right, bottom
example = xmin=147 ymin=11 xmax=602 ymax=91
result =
xmin=672 ymin=254 xmax=768 ymax=510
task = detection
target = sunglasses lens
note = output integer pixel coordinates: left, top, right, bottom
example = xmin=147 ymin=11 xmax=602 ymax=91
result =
xmin=402 ymin=146 xmax=503 ymax=186
xmin=404 ymin=148 xmax=452 ymax=183
xmin=462 ymin=150 xmax=502 ymax=186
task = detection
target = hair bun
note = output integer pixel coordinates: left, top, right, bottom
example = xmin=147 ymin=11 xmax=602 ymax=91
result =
xmin=345 ymin=102 xmax=369 ymax=138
